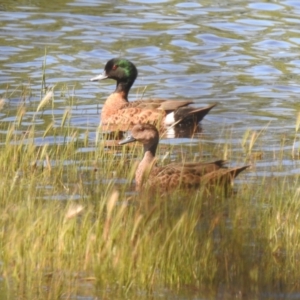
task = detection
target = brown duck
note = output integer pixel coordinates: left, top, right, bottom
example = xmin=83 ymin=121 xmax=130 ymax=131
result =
xmin=90 ymin=58 xmax=216 ymax=129
xmin=119 ymin=124 xmax=250 ymax=191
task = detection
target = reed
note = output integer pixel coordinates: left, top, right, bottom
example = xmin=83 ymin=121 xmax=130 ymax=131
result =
xmin=0 ymin=86 xmax=299 ymax=299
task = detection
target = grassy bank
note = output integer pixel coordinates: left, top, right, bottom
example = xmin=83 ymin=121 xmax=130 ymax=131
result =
xmin=0 ymin=89 xmax=299 ymax=299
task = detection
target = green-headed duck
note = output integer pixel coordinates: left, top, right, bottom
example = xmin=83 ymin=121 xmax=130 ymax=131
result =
xmin=91 ymin=58 xmax=216 ymax=129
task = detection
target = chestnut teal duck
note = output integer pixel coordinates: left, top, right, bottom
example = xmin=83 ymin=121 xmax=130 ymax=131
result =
xmin=90 ymin=58 xmax=216 ymax=129
xmin=119 ymin=124 xmax=250 ymax=191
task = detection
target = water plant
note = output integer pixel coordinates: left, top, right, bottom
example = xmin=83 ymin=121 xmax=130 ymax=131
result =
xmin=0 ymin=86 xmax=299 ymax=299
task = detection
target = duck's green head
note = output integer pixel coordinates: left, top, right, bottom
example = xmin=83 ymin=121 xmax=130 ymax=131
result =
xmin=90 ymin=58 xmax=138 ymax=91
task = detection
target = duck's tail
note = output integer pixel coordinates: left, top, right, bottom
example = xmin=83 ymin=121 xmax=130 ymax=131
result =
xmin=202 ymin=164 xmax=251 ymax=186
xmin=228 ymin=165 xmax=251 ymax=179
xmin=175 ymin=103 xmax=217 ymax=126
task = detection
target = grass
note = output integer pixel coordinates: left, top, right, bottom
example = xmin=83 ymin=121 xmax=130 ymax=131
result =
xmin=0 ymin=86 xmax=300 ymax=299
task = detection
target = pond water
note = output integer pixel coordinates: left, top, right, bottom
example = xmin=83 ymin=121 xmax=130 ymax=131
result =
xmin=1 ymin=0 xmax=300 ymax=179
xmin=1 ymin=0 xmax=300 ymax=298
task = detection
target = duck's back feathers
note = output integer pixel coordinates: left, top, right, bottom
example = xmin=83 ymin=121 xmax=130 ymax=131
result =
xmin=146 ymin=159 xmax=228 ymax=190
xmin=127 ymin=99 xmax=194 ymax=112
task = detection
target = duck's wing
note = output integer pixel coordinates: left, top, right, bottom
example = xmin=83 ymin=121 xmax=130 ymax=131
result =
xmin=201 ymin=165 xmax=251 ymax=186
xmin=145 ymin=162 xmax=250 ymax=191
xmin=165 ymin=160 xmax=227 ymax=176
xmin=147 ymin=160 xmax=227 ymax=190
xmin=174 ymin=103 xmax=217 ymax=125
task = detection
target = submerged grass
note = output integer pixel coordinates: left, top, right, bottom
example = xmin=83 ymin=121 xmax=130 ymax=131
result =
xmin=0 ymin=87 xmax=300 ymax=299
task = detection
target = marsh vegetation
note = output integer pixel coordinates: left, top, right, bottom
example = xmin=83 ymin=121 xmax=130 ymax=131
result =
xmin=0 ymin=85 xmax=299 ymax=299
xmin=2 ymin=0 xmax=300 ymax=299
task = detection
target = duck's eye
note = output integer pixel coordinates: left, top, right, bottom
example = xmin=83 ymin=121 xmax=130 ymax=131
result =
xmin=112 ymin=64 xmax=118 ymax=70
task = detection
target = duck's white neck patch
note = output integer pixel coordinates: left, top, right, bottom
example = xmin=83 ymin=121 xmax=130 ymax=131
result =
xmin=164 ymin=112 xmax=175 ymax=126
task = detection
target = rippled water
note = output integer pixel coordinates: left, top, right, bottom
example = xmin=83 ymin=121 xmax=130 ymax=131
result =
xmin=1 ymin=0 xmax=300 ymax=179
xmin=1 ymin=0 xmax=300 ymax=298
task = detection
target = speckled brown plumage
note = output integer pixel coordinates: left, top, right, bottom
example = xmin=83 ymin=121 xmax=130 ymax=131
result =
xmin=119 ymin=124 xmax=250 ymax=191
xmin=102 ymin=94 xmax=166 ymax=126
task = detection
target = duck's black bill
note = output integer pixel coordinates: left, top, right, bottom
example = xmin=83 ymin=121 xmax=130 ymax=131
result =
xmin=119 ymin=135 xmax=137 ymax=145
xmin=90 ymin=73 xmax=108 ymax=81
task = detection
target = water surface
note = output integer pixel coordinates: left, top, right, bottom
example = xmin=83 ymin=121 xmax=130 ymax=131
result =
xmin=1 ymin=0 xmax=300 ymax=298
